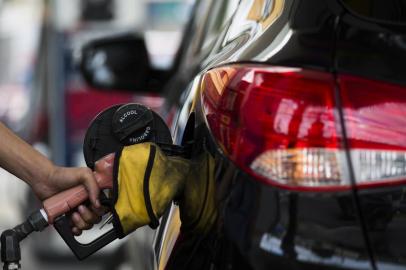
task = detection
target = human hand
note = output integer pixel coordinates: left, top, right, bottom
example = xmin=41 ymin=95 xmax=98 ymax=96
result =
xmin=70 ymin=153 xmax=115 ymax=235
xmin=31 ymin=165 xmax=103 ymax=235
xmin=70 ymin=204 xmax=106 ymax=236
xmin=33 ymin=166 xmax=100 ymax=205
xmin=71 ymin=153 xmax=115 ymax=235
xmin=93 ymin=153 xmax=115 ymax=187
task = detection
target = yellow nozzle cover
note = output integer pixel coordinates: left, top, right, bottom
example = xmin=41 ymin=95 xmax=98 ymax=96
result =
xmin=113 ymin=143 xmax=190 ymax=236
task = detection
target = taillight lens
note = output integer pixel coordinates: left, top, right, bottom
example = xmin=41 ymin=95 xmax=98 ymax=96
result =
xmin=201 ymin=65 xmax=406 ymax=191
xmin=340 ymin=75 xmax=406 ymax=188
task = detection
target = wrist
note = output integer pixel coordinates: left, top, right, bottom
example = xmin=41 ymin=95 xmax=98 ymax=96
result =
xmin=30 ymin=162 xmax=58 ymax=200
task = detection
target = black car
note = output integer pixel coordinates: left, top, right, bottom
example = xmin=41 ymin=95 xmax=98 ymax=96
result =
xmin=81 ymin=0 xmax=406 ymax=269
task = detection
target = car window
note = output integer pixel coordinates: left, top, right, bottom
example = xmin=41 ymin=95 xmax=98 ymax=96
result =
xmin=341 ymin=0 xmax=406 ymax=24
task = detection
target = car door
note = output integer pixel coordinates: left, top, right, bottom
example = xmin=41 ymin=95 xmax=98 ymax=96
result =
xmin=153 ymin=1 xmax=254 ymax=269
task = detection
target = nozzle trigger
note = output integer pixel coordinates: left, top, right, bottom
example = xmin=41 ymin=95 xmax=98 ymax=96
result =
xmin=53 ymin=215 xmax=117 ymax=260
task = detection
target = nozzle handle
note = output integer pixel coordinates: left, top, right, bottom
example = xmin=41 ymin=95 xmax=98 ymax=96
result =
xmin=42 ymin=153 xmax=115 ymax=224
xmin=54 ymin=215 xmax=117 ymax=260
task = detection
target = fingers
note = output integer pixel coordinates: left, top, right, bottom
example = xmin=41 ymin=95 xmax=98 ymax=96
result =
xmin=71 ymin=205 xmax=103 ymax=234
xmin=93 ymin=153 xmax=115 ymax=189
xmin=79 ymin=205 xmax=103 ymax=224
xmin=71 ymin=212 xmax=91 ymax=234
xmin=94 ymin=153 xmax=115 ymax=172
xmin=80 ymin=167 xmax=101 ymax=209
xmin=72 ymin=227 xmax=82 ymax=236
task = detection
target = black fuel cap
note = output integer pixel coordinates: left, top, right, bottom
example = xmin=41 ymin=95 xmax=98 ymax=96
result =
xmin=83 ymin=103 xmax=172 ymax=170
xmin=112 ymin=103 xmax=154 ymax=145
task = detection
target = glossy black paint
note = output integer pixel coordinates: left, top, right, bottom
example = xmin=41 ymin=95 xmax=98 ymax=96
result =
xmin=335 ymin=3 xmax=406 ymax=85
xmin=159 ymin=100 xmax=371 ymax=270
xmin=334 ymin=3 xmax=406 ymax=270
xmin=166 ymin=87 xmax=372 ymax=270
xmin=122 ymin=0 xmax=406 ymax=269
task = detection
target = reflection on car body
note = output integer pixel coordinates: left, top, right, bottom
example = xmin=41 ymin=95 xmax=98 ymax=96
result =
xmin=81 ymin=0 xmax=406 ymax=270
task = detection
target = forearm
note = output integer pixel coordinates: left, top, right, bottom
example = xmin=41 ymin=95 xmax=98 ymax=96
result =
xmin=0 ymin=122 xmax=54 ymax=186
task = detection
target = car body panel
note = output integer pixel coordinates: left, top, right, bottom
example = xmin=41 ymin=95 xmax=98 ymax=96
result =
xmin=334 ymin=3 xmax=406 ymax=269
xmin=125 ymin=1 xmax=406 ymax=270
xmin=159 ymin=76 xmax=372 ymax=270
xmin=156 ymin=206 xmax=181 ymax=270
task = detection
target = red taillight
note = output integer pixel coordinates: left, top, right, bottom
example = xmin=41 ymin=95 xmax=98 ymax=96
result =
xmin=201 ymin=65 xmax=406 ymax=191
xmin=339 ymin=75 xmax=406 ymax=188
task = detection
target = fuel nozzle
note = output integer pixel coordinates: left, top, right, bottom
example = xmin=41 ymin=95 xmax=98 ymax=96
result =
xmin=1 ymin=211 xmax=48 ymax=270
xmin=1 ymin=230 xmax=21 ymax=270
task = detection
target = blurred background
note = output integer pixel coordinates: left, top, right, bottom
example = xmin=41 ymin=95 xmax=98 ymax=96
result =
xmin=0 ymin=0 xmax=193 ymax=269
